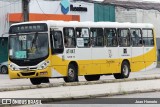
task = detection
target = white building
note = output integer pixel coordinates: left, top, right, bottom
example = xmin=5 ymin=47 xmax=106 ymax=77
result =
xmin=0 ymin=0 xmax=95 ymax=37
xmin=104 ymin=0 xmax=160 ymax=38
xmin=29 ymin=0 xmax=94 ymax=22
xmin=116 ymin=7 xmax=160 ymax=39
xmin=0 ymin=0 xmax=22 ymax=36
xmin=0 ymin=0 xmax=115 ymax=63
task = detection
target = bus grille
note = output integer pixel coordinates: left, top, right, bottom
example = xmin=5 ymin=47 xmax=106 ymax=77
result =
xmin=21 ymin=72 xmax=35 ymax=76
xmin=20 ymin=67 xmax=37 ymax=71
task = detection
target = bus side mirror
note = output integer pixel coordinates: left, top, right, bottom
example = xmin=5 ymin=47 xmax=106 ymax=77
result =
xmin=50 ymin=29 xmax=55 ymax=54
xmin=1 ymin=33 xmax=8 ymax=46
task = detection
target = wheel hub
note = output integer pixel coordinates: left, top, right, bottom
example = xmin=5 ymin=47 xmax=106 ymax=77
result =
xmin=68 ymin=68 xmax=74 ymax=78
xmin=123 ymin=65 xmax=128 ymax=76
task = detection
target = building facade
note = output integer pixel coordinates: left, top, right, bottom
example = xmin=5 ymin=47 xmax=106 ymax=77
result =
xmin=0 ymin=0 xmax=115 ymax=63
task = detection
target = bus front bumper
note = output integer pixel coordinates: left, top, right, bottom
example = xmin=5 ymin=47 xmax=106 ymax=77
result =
xmin=9 ymin=67 xmax=51 ymax=79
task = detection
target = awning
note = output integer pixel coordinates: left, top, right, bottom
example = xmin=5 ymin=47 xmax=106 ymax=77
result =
xmin=8 ymin=13 xmax=80 ymax=22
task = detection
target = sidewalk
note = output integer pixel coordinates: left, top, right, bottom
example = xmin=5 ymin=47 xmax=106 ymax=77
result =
xmin=0 ymin=69 xmax=160 ymax=98
xmin=0 ymin=77 xmax=160 ymax=99
xmin=0 ymin=68 xmax=160 ymax=89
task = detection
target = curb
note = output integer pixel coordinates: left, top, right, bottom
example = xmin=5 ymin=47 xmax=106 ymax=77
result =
xmin=41 ymin=88 xmax=160 ymax=103
xmin=0 ymin=76 xmax=160 ymax=92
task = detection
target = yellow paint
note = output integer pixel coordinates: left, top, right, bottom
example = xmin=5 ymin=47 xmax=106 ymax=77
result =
xmin=49 ymin=47 xmax=156 ymax=76
xmin=9 ymin=46 xmax=157 ymax=79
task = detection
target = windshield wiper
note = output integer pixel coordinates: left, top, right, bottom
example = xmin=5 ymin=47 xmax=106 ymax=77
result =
xmin=31 ymin=32 xmax=38 ymax=49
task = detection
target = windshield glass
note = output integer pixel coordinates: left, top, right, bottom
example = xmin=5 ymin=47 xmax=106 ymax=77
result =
xmin=9 ymin=33 xmax=49 ymax=60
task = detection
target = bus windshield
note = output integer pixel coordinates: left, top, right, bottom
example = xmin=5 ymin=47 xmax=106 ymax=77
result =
xmin=9 ymin=33 xmax=49 ymax=60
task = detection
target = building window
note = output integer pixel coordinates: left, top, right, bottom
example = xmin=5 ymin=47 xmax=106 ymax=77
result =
xmin=63 ymin=28 xmax=76 ymax=48
xmin=53 ymin=31 xmax=63 ymax=49
xmin=76 ymin=28 xmax=89 ymax=47
xmin=90 ymin=28 xmax=104 ymax=47
xmin=104 ymin=28 xmax=117 ymax=47
xmin=142 ymin=29 xmax=154 ymax=46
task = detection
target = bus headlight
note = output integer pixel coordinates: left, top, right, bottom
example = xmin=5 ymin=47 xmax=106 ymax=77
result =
xmin=37 ymin=60 xmax=50 ymax=70
xmin=9 ymin=63 xmax=20 ymax=71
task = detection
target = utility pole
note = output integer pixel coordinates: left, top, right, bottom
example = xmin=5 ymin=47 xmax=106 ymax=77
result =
xmin=22 ymin=0 xmax=30 ymax=22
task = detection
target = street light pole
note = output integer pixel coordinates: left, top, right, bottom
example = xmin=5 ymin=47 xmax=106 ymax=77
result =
xmin=22 ymin=0 xmax=30 ymax=22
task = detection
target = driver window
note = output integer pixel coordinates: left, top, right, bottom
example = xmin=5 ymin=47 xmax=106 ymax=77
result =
xmin=52 ymin=31 xmax=63 ymax=50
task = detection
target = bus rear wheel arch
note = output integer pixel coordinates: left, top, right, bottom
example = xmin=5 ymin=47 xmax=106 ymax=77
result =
xmin=64 ymin=62 xmax=79 ymax=82
xmin=114 ymin=60 xmax=130 ymax=79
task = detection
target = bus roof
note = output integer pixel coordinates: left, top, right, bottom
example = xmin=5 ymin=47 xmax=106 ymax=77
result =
xmin=11 ymin=20 xmax=154 ymax=29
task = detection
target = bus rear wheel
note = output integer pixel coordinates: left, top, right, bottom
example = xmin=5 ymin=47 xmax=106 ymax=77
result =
xmin=114 ymin=61 xmax=130 ymax=79
xmin=84 ymin=75 xmax=100 ymax=81
xmin=30 ymin=78 xmax=43 ymax=85
xmin=64 ymin=64 xmax=78 ymax=82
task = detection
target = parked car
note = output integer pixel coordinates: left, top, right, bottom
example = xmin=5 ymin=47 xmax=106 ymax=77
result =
xmin=0 ymin=61 xmax=8 ymax=74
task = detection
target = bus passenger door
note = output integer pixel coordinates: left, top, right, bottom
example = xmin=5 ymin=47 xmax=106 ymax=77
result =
xmin=118 ymin=29 xmax=132 ymax=72
xmin=131 ymin=29 xmax=145 ymax=72
xmin=104 ymin=28 xmax=119 ymax=74
xmin=143 ymin=29 xmax=157 ymax=71
xmin=131 ymin=47 xmax=145 ymax=72
xmin=50 ymin=29 xmax=67 ymax=77
xmin=90 ymin=28 xmax=107 ymax=74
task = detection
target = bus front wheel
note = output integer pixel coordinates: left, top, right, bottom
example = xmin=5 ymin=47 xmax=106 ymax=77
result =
xmin=64 ymin=64 xmax=78 ymax=82
xmin=84 ymin=75 xmax=100 ymax=81
xmin=114 ymin=61 xmax=130 ymax=79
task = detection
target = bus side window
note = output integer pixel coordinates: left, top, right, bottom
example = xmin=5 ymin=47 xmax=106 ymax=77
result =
xmin=104 ymin=28 xmax=117 ymax=47
xmin=118 ymin=29 xmax=130 ymax=47
xmin=142 ymin=29 xmax=154 ymax=46
xmin=51 ymin=31 xmax=64 ymax=54
xmin=76 ymin=28 xmax=90 ymax=47
xmin=63 ymin=27 xmax=76 ymax=48
xmin=130 ymin=28 xmax=142 ymax=46
xmin=90 ymin=28 xmax=104 ymax=47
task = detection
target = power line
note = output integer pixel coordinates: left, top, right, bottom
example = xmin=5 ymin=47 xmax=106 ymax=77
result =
xmin=35 ymin=0 xmax=61 ymax=18
xmin=35 ymin=0 xmax=49 ymax=18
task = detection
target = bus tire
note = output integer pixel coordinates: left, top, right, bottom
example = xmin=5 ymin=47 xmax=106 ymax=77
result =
xmin=30 ymin=78 xmax=42 ymax=85
xmin=41 ymin=77 xmax=50 ymax=83
xmin=114 ymin=61 xmax=130 ymax=79
xmin=64 ymin=64 xmax=78 ymax=82
xmin=84 ymin=75 xmax=100 ymax=81
xmin=1 ymin=65 xmax=8 ymax=74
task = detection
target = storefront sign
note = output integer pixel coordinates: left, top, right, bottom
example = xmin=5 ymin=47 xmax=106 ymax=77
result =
xmin=70 ymin=4 xmax=87 ymax=12
xmin=60 ymin=0 xmax=69 ymax=14
xmin=60 ymin=0 xmax=88 ymax=14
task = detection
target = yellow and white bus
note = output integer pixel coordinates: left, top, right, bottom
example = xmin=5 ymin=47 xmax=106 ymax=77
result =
xmin=8 ymin=21 xmax=157 ymax=85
